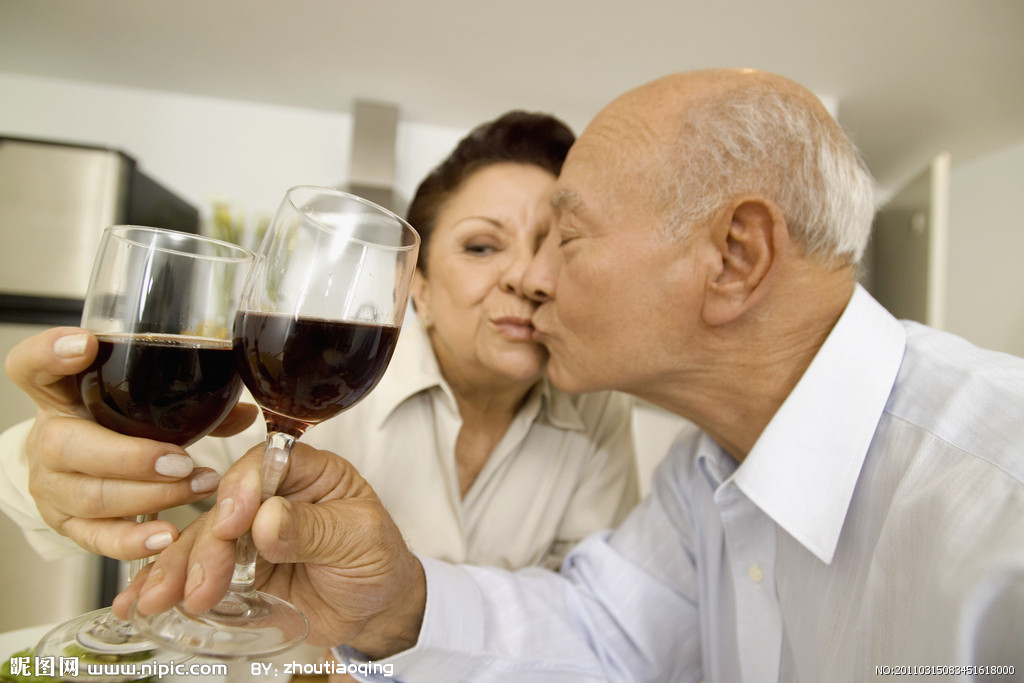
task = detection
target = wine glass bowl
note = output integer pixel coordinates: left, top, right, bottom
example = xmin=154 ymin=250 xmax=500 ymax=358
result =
xmin=76 ymin=226 xmax=252 ymax=447
xmin=234 ymin=311 xmax=402 ymax=436
xmin=34 ymin=226 xmax=254 ymax=681
xmin=130 ymin=186 xmax=420 ymax=658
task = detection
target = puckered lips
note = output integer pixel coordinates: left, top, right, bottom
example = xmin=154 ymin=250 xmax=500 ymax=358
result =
xmin=528 ymin=308 xmax=554 ymax=345
xmin=491 ymin=315 xmax=535 ymax=342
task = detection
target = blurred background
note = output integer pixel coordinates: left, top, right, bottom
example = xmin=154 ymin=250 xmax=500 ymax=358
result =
xmin=1 ymin=0 xmax=1022 ymax=631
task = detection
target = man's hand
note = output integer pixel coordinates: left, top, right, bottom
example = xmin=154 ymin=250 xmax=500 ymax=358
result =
xmin=114 ymin=442 xmax=427 ymax=656
xmin=5 ymin=327 xmax=258 ymax=559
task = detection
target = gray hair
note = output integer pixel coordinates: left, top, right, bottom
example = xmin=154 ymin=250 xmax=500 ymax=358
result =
xmin=655 ymin=86 xmax=876 ymax=266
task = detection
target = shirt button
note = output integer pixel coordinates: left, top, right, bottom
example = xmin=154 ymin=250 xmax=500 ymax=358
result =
xmin=747 ymin=563 xmax=764 ymax=584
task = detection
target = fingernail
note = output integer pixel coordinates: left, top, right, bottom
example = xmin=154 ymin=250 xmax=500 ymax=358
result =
xmin=53 ymin=333 xmax=88 ymax=358
xmin=144 ymin=531 xmax=173 ymax=551
xmin=155 ymin=454 xmax=194 ymax=478
xmin=214 ymin=497 xmax=234 ymax=527
xmin=189 ymin=470 xmax=221 ymax=493
xmin=184 ymin=562 xmax=204 ymax=597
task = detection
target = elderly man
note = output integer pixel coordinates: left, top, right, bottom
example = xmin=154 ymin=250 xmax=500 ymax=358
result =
xmin=33 ymin=68 xmax=1024 ymax=680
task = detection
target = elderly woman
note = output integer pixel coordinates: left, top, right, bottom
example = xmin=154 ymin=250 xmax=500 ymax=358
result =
xmin=0 ymin=111 xmax=638 ymax=577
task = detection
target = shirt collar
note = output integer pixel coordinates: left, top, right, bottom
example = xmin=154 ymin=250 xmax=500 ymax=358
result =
xmin=731 ymin=285 xmax=906 ymax=564
xmin=372 ymin=312 xmax=587 ymax=433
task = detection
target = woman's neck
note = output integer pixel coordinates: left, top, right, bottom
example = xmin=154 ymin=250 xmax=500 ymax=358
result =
xmin=447 ymin=371 xmax=538 ymax=499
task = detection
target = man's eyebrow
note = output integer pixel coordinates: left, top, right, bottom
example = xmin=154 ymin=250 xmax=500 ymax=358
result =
xmin=551 ymin=189 xmax=581 ymax=214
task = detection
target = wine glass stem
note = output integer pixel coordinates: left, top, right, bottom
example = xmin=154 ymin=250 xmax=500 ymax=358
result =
xmin=228 ymin=430 xmax=296 ymax=594
xmin=80 ymin=513 xmax=156 ymax=644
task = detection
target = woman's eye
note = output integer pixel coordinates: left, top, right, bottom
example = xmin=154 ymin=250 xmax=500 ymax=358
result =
xmin=465 ymin=243 xmax=498 ymax=255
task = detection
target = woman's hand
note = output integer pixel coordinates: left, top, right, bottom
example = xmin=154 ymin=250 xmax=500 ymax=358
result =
xmin=114 ymin=442 xmax=426 ymax=655
xmin=5 ymin=327 xmax=258 ymax=559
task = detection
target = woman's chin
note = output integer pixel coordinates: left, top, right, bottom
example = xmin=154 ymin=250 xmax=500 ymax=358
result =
xmin=488 ymin=349 xmax=548 ymax=386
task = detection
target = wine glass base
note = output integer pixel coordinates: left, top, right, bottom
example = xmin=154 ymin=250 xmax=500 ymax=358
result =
xmin=129 ymin=591 xmax=309 ymax=659
xmin=35 ymin=607 xmax=187 ymax=682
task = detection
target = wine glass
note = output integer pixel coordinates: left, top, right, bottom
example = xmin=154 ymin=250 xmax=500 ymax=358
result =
xmin=34 ymin=226 xmax=254 ymax=681
xmin=130 ymin=186 xmax=420 ymax=658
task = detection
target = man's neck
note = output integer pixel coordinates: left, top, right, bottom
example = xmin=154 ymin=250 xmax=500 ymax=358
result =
xmin=643 ymin=268 xmax=856 ymax=462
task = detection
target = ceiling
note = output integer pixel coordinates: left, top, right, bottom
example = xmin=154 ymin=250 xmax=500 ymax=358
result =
xmin=1 ymin=0 xmax=1022 ymax=197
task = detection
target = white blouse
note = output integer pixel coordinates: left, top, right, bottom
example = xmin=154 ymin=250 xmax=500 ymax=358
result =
xmin=0 ymin=317 xmax=640 ymax=571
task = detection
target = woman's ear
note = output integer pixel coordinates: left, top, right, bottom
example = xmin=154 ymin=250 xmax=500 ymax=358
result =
xmin=702 ymin=196 xmax=787 ymax=327
xmin=410 ymin=268 xmax=430 ymax=320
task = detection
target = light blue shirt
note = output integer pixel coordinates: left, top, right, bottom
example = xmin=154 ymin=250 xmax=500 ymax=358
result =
xmin=341 ymin=286 xmax=1024 ymax=682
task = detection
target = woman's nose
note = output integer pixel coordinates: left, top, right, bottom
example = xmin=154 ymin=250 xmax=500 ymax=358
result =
xmin=499 ymin=245 xmax=532 ymax=296
xmin=522 ymin=229 xmax=559 ymax=303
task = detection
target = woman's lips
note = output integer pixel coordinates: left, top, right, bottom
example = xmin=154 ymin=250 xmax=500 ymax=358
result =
xmin=492 ymin=316 xmax=535 ymax=342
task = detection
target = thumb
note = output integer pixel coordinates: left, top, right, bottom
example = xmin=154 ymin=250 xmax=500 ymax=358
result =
xmin=6 ymin=327 xmax=97 ymax=412
xmin=252 ymin=495 xmax=389 ymax=566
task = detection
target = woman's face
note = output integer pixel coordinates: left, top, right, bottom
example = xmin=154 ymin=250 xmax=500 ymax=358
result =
xmin=412 ymin=162 xmax=555 ymax=392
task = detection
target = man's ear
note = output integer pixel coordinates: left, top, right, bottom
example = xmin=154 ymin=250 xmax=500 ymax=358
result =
xmin=703 ymin=196 xmax=787 ymax=326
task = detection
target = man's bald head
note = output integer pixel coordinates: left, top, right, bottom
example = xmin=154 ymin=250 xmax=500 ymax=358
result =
xmin=580 ymin=68 xmax=876 ymax=266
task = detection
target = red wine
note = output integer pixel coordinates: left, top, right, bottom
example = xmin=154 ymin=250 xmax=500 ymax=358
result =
xmin=233 ymin=312 xmax=400 ymax=434
xmin=77 ymin=334 xmax=243 ymax=447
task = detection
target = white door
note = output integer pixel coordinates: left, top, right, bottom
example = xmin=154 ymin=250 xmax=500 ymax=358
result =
xmin=861 ymin=152 xmax=951 ymax=328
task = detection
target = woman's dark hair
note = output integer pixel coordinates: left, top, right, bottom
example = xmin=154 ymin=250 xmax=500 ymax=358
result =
xmin=406 ymin=110 xmax=575 ymax=273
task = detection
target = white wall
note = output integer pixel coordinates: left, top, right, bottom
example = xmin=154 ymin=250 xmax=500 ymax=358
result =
xmin=0 ymin=72 xmax=467 ymax=236
xmin=946 ymin=138 xmax=1024 ymax=358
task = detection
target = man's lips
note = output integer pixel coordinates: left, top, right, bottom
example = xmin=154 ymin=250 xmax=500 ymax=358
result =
xmin=492 ymin=316 xmax=535 ymax=342
xmin=527 ymin=311 xmax=553 ymax=343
